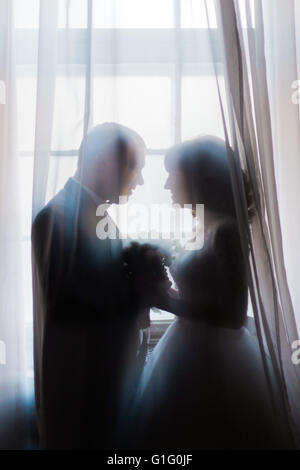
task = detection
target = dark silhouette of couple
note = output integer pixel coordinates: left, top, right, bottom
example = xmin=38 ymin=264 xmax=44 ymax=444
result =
xmin=31 ymin=123 xmax=291 ymax=450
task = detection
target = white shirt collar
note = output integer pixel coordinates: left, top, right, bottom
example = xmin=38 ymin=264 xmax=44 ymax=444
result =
xmin=71 ymin=176 xmax=108 ymax=207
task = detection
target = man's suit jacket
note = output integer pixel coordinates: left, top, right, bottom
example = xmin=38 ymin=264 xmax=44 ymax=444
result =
xmin=31 ymin=178 xmax=140 ymax=449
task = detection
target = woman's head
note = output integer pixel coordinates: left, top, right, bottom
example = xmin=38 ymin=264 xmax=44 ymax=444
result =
xmin=164 ymin=136 xmax=237 ymax=219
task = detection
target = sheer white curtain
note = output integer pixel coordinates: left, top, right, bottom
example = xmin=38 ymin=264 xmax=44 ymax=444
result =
xmin=0 ymin=0 xmax=30 ymax=449
xmin=29 ymin=0 xmax=226 ymax=319
xmin=7 ymin=0 xmax=226 ymax=448
xmin=2 ymin=0 xmax=300 ymax=448
xmin=207 ymin=0 xmax=300 ymax=445
xmin=261 ymin=0 xmax=300 ymax=333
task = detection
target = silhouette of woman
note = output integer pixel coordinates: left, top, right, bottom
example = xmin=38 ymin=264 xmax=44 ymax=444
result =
xmin=124 ymin=136 xmax=291 ymax=450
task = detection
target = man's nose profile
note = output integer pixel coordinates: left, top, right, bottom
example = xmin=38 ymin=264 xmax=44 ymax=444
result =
xmin=164 ymin=175 xmax=170 ymax=190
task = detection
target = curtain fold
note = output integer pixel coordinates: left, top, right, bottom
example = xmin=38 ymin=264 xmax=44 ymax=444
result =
xmin=1 ymin=0 xmax=300 ymax=449
xmin=262 ymin=0 xmax=300 ymax=335
xmin=209 ymin=0 xmax=300 ymax=446
xmin=32 ymin=0 xmax=58 ymax=220
xmin=0 ymin=0 xmax=29 ymax=449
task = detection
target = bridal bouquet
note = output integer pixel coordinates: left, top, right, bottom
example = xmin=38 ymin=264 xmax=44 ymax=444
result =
xmin=122 ymin=242 xmax=172 ymax=328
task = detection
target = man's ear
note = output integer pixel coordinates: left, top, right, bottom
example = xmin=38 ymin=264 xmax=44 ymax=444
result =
xmin=101 ymin=154 xmax=117 ymax=174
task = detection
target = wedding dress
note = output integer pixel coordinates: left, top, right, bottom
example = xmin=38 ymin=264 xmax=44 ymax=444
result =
xmin=125 ymin=221 xmax=292 ymax=449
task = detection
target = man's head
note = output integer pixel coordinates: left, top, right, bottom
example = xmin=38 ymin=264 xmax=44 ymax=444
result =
xmin=76 ymin=123 xmax=146 ymax=203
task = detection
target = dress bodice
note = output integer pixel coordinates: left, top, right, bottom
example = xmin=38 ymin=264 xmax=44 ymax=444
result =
xmin=171 ymin=219 xmax=248 ymax=328
xmin=123 ymin=220 xmax=292 ymax=450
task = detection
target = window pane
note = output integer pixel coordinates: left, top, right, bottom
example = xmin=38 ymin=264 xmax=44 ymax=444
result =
xmin=108 ymin=154 xmax=179 ymax=323
xmin=181 ymin=0 xmax=217 ymax=28
xmin=52 ymin=73 xmax=85 ymax=151
xmin=14 ymin=0 xmax=39 ymax=29
xmin=130 ymin=155 xmax=170 ymax=206
xmin=181 ymin=65 xmax=227 ymax=141
xmin=151 ymin=309 xmax=174 ymax=321
xmin=46 ymin=156 xmax=78 ymax=203
xmin=19 ymin=156 xmax=34 ymax=237
xmin=181 ymin=0 xmax=254 ymax=28
xmin=22 ymin=241 xmax=33 ymax=323
xmin=93 ymin=74 xmax=172 ymax=148
xmin=17 ymin=72 xmax=37 ymax=152
xmin=93 ymin=0 xmax=174 ymax=29
xmin=109 ymin=154 xmax=194 ymax=242
xmin=109 ymin=154 xmax=170 ymax=237
xmin=58 ymin=0 xmax=87 ymax=28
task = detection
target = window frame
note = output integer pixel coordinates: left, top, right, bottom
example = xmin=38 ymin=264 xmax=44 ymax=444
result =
xmin=16 ymin=25 xmax=253 ymax=350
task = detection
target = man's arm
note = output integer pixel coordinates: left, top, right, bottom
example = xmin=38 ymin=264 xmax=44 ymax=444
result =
xmin=32 ymin=206 xmax=128 ymax=324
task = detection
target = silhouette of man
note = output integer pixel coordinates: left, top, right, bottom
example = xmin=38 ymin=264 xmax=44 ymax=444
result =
xmin=31 ymin=123 xmax=146 ymax=449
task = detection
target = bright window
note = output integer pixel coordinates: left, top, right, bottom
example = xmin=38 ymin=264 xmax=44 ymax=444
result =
xmin=15 ymin=0 xmax=256 ymax=362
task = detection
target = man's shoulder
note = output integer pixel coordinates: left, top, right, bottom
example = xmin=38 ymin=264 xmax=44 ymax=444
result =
xmin=32 ymin=199 xmax=57 ymax=227
xmin=31 ymin=192 xmax=67 ymax=241
xmin=32 ymin=204 xmax=52 ymax=233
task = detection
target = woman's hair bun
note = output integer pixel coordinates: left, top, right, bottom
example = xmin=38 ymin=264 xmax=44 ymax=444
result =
xmin=242 ymin=170 xmax=255 ymax=221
